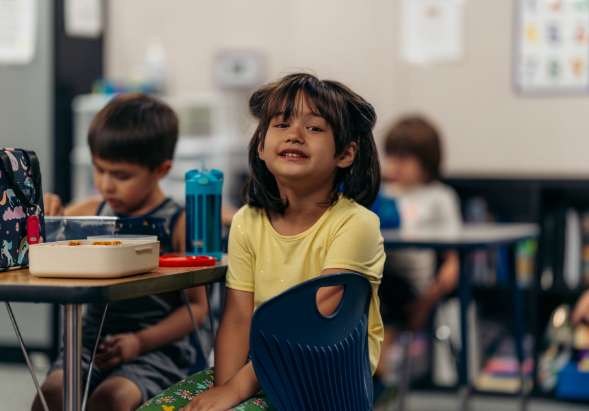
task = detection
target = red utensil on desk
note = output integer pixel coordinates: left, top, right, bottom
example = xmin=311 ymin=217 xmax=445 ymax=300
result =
xmin=159 ymin=255 xmax=216 ymax=267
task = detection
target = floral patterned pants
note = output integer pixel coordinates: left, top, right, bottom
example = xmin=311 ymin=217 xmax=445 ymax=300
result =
xmin=137 ymin=368 xmax=274 ymax=411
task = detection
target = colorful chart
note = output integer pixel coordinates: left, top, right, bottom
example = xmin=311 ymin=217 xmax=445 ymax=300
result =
xmin=515 ymin=0 xmax=589 ymax=93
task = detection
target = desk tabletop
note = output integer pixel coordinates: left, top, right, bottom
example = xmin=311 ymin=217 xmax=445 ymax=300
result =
xmin=0 ymin=263 xmax=227 ymax=304
xmin=382 ymin=223 xmax=539 ymax=250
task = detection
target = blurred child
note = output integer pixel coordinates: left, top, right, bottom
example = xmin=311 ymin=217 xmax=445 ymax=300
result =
xmin=33 ymin=93 xmax=208 ymax=411
xmin=573 ymin=289 xmax=589 ymax=325
xmin=375 ymin=116 xmax=461 ymax=390
xmin=138 ymin=73 xmax=385 ymax=411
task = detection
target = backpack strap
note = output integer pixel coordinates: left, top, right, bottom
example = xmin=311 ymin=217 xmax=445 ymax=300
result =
xmin=0 ymin=149 xmax=42 ymax=211
xmin=24 ymin=150 xmax=43 ymax=205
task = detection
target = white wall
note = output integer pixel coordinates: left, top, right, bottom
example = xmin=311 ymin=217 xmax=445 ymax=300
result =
xmin=106 ymin=0 xmax=399 ymax=136
xmin=107 ymin=0 xmax=589 ymax=178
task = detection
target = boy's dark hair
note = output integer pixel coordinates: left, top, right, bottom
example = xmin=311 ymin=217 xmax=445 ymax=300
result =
xmin=88 ymin=93 xmax=179 ymax=169
xmin=384 ymin=115 xmax=442 ymax=182
xmin=244 ymin=73 xmax=380 ymax=213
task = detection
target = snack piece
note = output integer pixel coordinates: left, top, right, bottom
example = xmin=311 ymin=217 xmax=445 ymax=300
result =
xmin=68 ymin=240 xmax=82 ymax=246
xmin=91 ymin=240 xmax=122 ymax=246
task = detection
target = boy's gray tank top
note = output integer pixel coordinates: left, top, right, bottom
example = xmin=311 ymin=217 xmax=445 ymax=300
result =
xmin=83 ymin=199 xmax=196 ymax=367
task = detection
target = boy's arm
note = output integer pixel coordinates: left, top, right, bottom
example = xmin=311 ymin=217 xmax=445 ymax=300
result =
xmin=43 ymin=193 xmax=64 ymax=216
xmin=131 ymin=209 xmax=205 ymax=353
xmin=43 ymin=194 xmax=102 ymax=216
xmin=96 ymin=288 xmax=209 ymax=370
xmin=95 ymin=209 xmax=210 ymax=370
xmin=170 ymin=209 xmax=209 ymax=333
xmin=64 ymin=196 xmax=103 ymax=216
xmin=172 ymin=210 xmax=186 ymax=253
xmin=133 ymin=288 xmax=208 ymax=353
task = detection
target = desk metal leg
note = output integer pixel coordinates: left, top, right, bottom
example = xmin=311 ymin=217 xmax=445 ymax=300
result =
xmin=5 ymin=302 xmax=49 ymax=411
xmin=458 ymin=251 xmax=472 ymax=411
xmin=508 ymin=246 xmax=528 ymax=411
xmin=64 ymin=304 xmax=82 ymax=411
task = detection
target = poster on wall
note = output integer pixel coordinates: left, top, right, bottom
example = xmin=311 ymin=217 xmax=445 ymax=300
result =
xmin=0 ymin=0 xmax=36 ymax=65
xmin=515 ymin=0 xmax=589 ymax=94
xmin=401 ymin=0 xmax=465 ymax=65
xmin=65 ymin=0 xmax=102 ymax=38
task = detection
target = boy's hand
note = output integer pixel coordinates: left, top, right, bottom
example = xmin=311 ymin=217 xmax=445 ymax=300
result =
xmin=573 ymin=290 xmax=589 ymax=325
xmin=43 ymin=193 xmax=64 ymax=216
xmin=95 ymin=333 xmax=142 ymax=370
xmin=180 ymin=384 xmax=241 ymax=411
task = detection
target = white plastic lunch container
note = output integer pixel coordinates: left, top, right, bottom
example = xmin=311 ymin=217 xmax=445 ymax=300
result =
xmin=29 ymin=240 xmax=160 ymax=278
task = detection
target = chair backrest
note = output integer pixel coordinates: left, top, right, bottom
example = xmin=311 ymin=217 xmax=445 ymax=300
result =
xmin=249 ymin=273 xmax=373 ymax=411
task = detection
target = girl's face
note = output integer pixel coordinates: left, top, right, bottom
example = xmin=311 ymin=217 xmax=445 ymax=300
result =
xmin=258 ymin=95 xmax=355 ymax=190
xmin=382 ymin=154 xmax=427 ymax=188
xmin=92 ymin=156 xmax=167 ymax=215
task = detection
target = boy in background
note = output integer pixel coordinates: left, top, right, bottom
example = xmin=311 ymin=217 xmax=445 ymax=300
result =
xmin=34 ymin=93 xmax=208 ymax=411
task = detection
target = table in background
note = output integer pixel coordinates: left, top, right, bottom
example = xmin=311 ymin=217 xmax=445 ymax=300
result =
xmin=382 ymin=224 xmax=539 ymax=411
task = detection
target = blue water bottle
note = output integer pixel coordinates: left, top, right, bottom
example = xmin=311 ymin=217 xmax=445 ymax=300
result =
xmin=185 ymin=169 xmax=223 ymax=260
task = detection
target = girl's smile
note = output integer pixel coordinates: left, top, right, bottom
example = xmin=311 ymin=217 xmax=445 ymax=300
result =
xmin=278 ymin=148 xmax=309 ymax=161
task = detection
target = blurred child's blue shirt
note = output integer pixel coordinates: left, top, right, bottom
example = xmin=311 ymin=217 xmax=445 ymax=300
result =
xmin=371 ymin=192 xmax=401 ymax=229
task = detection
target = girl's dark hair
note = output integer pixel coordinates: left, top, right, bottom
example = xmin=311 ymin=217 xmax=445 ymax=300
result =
xmin=88 ymin=93 xmax=178 ymax=169
xmin=384 ymin=115 xmax=442 ymax=182
xmin=244 ymin=73 xmax=380 ymax=213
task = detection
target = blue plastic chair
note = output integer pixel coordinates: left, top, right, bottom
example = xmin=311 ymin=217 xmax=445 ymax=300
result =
xmin=249 ymin=273 xmax=373 ymax=411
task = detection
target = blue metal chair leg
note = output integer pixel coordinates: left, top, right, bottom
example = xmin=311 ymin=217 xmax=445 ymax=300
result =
xmin=458 ymin=251 xmax=472 ymax=411
xmin=395 ymin=331 xmax=413 ymax=411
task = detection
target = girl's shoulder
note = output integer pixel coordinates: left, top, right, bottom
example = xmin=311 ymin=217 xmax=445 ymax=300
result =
xmin=232 ymin=204 xmax=266 ymax=226
xmin=331 ymin=197 xmax=380 ymax=226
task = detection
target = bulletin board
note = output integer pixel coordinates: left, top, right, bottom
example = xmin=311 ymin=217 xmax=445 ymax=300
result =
xmin=514 ymin=0 xmax=589 ymax=94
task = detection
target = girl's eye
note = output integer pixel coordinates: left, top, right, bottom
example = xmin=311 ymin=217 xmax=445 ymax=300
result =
xmin=274 ymin=122 xmax=289 ymax=129
xmin=308 ymin=126 xmax=324 ymax=132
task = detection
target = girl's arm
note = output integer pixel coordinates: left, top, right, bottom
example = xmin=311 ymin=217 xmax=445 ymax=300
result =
xmin=214 ymin=288 xmax=254 ymax=384
xmin=181 ymin=288 xmax=256 ymax=411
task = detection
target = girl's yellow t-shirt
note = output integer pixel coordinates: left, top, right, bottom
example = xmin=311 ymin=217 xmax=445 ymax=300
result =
xmin=226 ymin=197 xmax=385 ymax=373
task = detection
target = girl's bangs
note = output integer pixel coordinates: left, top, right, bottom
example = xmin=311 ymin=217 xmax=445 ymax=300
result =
xmin=262 ymin=80 xmax=340 ymax=129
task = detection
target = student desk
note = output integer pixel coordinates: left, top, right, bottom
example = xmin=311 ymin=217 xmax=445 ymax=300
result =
xmin=0 ymin=264 xmax=227 ymax=411
xmin=382 ymin=223 xmax=538 ymax=411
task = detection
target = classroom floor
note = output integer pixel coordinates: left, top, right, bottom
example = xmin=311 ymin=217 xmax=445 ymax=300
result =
xmin=406 ymin=394 xmax=584 ymax=411
xmin=1 ymin=361 xmax=587 ymax=411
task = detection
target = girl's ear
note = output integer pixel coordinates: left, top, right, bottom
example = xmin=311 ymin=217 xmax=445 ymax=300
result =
xmin=336 ymin=142 xmax=357 ymax=169
xmin=257 ymin=140 xmax=267 ymax=162
xmin=154 ymin=160 xmax=172 ymax=179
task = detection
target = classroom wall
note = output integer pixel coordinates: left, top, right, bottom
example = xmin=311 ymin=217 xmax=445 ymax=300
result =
xmin=0 ymin=0 xmax=53 ymax=188
xmin=107 ymin=0 xmax=589 ymax=178
xmin=106 ymin=0 xmax=399 ymax=139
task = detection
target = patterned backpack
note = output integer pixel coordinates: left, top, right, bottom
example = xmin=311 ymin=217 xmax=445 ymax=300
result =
xmin=0 ymin=149 xmax=45 ymax=270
